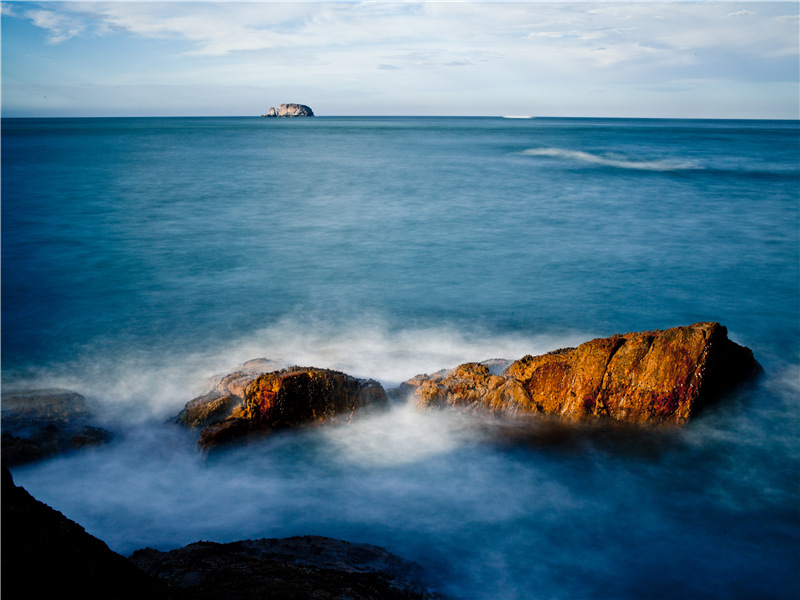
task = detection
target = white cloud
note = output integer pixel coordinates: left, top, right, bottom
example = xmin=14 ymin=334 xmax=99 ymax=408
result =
xmin=4 ymin=1 xmax=798 ymax=118
xmin=15 ymin=2 xmax=798 ymax=66
xmin=24 ymin=8 xmax=86 ymax=43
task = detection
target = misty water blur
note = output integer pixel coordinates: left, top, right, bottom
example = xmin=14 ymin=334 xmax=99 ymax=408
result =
xmin=4 ymin=117 xmax=799 ymax=599
xmin=13 ymin=366 xmax=798 ymax=599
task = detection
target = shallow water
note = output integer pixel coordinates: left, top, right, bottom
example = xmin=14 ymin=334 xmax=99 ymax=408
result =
xmin=3 ymin=117 xmax=799 ymax=598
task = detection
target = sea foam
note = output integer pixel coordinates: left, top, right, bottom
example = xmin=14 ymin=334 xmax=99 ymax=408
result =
xmin=520 ymin=147 xmax=704 ymax=171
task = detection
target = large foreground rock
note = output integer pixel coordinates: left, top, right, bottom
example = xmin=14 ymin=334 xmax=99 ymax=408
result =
xmin=1 ymin=389 xmax=113 ymax=466
xmin=408 ymin=322 xmax=759 ymax=426
xmin=1 ymin=467 xmax=171 ymax=599
xmin=175 ymin=364 xmax=389 ymax=450
xmin=261 ymin=103 xmax=314 ymax=117
xmin=2 ymin=468 xmax=439 ymax=600
xmin=131 ymin=537 xmax=439 ymax=600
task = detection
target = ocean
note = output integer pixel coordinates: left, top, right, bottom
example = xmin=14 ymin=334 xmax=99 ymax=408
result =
xmin=3 ymin=116 xmax=799 ymax=599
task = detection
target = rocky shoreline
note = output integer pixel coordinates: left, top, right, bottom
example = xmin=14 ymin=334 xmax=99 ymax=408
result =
xmin=1 ymin=322 xmax=761 ymax=598
xmin=1 ymin=468 xmax=440 ymax=599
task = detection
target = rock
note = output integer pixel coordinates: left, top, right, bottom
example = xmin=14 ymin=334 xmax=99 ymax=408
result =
xmin=3 ymin=467 xmax=440 ymax=600
xmin=413 ymin=363 xmax=533 ymax=416
xmin=174 ymin=364 xmax=389 ymax=450
xmin=409 ymin=323 xmax=759 ymax=426
xmin=261 ymin=103 xmax=314 ymax=117
xmin=394 ymin=359 xmax=513 ymax=404
xmin=130 ymin=536 xmax=440 ymax=600
xmin=1 ymin=389 xmax=114 ymax=466
xmin=174 ymin=359 xmax=281 ymax=430
xmin=1 ymin=467 xmax=172 ymax=599
xmin=243 ymin=367 xmax=388 ymax=428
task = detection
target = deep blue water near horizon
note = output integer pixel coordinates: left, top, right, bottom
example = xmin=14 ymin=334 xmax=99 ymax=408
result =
xmin=3 ymin=116 xmax=799 ymax=599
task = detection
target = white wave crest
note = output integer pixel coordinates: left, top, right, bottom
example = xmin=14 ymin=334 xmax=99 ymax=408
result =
xmin=520 ymin=147 xmax=703 ymax=171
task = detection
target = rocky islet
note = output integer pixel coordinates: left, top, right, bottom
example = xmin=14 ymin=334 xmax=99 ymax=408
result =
xmin=261 ymin=103 xmax=315 ymax=117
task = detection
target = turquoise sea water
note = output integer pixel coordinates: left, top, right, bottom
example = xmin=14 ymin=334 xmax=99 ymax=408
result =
xmin=3 ymin=117 xmax=799 ymax=598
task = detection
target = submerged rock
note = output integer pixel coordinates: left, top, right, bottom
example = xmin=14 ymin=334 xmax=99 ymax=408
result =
xmin=1 ymin=389 xmax=114 ymax=465
xmin=175 ymin=363 xmax=389 ymax=450
xmin=261 ymin=103 xmax=314 ymax=117
xmin=407 ymin=322 xmax=759 ymax=426
xmin=130 ymin=536 xmax=440 ymax=600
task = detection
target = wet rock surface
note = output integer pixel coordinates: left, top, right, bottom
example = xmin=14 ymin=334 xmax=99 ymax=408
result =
xmin=1 ymin=389 xmax=114 ymax=466
xmin=173 ymin=358 xmax=281 ymax=430
xmin=412 ymin=362 xmax=534 ymax=416
xmin=130 ymin=536 xmax=440 ymax=600
xmin=407 ymin=323 xmax=759 ymax=426
xmin=175 ymin=364 xmax=390 ymax=449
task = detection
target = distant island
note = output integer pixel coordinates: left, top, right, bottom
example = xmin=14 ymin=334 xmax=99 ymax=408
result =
xmin=261 ymin=104 xmax=314 ymax=118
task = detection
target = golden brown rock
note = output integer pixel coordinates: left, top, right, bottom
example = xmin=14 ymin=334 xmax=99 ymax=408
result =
xmin=244 ymin=367 xmax=388 ymax=429
xmin=186 ymin=365 xmax=389 ymax=450
xmin=415 ymin=363 xmax=533 ymax=415
xmin=174 ymin=358 xmax=282 ymax=429
xmin=410 ymin=323 xmax=759 ymax=426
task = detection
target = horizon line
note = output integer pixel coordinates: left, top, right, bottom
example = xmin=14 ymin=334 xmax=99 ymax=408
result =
xmin=3 ymin=114 xmax=799 ymax=122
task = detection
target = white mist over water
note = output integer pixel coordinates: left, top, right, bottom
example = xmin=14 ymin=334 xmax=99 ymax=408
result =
xmin=4 ymin=317 xmax=587 ymax=423
xmin=12 ymin=364 xmax=799 ymax=599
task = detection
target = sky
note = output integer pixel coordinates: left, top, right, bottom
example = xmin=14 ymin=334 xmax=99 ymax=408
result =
xmin=1 ymin=1 xmax=798 ymax=118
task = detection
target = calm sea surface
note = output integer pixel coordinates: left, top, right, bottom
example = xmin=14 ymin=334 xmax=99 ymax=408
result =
xmin=3 ymin=117 xmax=799 ymax=598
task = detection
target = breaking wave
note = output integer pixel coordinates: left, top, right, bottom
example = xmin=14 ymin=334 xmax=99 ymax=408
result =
xmin=520 ymin=147 xmax=704 ymax=172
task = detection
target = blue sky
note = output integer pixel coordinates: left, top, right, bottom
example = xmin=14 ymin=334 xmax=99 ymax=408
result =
xmin=2 ymin=1 xmax=798 ymax=118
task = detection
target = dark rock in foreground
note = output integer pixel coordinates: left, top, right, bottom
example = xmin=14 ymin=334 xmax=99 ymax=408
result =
xmin=174 ymin=364 xmax=389 ymax=450
xmin=261 ymin=103 xmax=314 ymax=117
xmin=131 ymin=536 xmax=439 ymax=600
xmin=2 ymin=467 xmax=439 ymax=600
xmin=1 ymin=467 xmax=172 ymax=599
xmin=1 ymin=389 xmax=114 ymax=466
xmin=408 ymin=322 xmax=759 ymax=426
